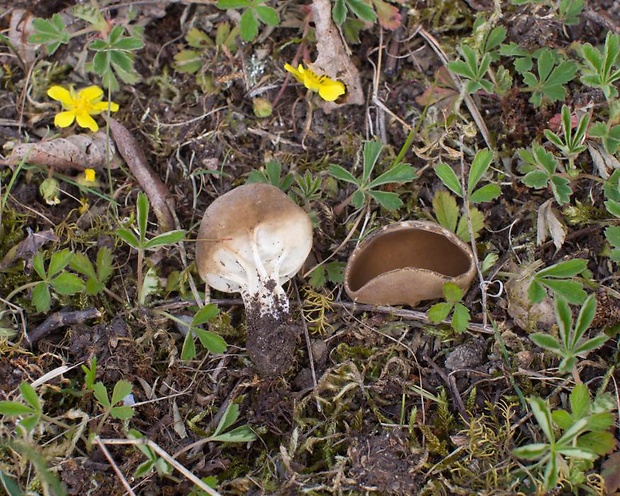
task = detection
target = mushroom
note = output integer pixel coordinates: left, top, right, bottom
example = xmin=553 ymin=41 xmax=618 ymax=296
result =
xmin=196 ymin=183 xmax=313 ymax=376
xmin=344 ymin=221 xmax=476 ymax=307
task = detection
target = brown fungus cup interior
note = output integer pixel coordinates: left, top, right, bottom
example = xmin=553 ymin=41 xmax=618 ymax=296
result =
xmin=344 ymin=221 xmax=476 ymax=307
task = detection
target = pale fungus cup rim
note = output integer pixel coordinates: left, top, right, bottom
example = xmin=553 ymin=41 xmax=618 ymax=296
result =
xmin=344 ymin=220 xmax=476 ymax=307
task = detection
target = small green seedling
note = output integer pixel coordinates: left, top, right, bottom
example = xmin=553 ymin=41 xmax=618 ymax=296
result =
xmin=207 ymin=402 xmax=257 ymax=443
xmin=328 ymin=139 xmax=416 ymax=211
xmin=529 ymin=294 xmax=607 ymax=374
xmin=81 ymin=356 xmax=98 ymax=391
xmin=178 ymin=304 xmax=227 ymax=360
xmin=513 ymin=384 xmax=615 ymax=490
xmin=519 ymin=143 xmax=573 ymax=205
xmin=308 ymin=261 xmax=345 ymax=289
xmin=246 ymin=160 xmax=294 ymax=192
xmin=117 ymin=192 xmax=186 ymax=304
xmin=528 ymin=258 xmax=588 ymax=304
xmin=216 ymin=0 xmax=279 ymax=42
xmin=448 ymin=44 xmax=494 ymax=94
xmin=70 ymin=247 xmax=114 ymax=296
xmin=520 ymin=48 xmax=577 ymax=107
xmin=543 ymin=105 xmax=590 ymax=174
xmin=432 ymin=190 xmax=485 ymax=243
xmin=128 ymin=429 xmax=172 ymax=478
xmin=0 ymin=382 xmax=42 ymax=434
xmin=434 ymin=148 xmax=502 ymax=205
xmin=579 ymin=32 xmax=620 ymax=100
xmin=92 ymin=379 xmax=134 ymax=421
xmin=427 ymin=282 xmax=471 ymax=333
xmin=31 ymin=249 xmax=85 ymax=313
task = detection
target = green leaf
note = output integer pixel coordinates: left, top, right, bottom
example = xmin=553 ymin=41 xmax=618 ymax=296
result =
xmin=362 ymin=140 xmax=384 ymax=183
xmin=19 ymin=382 xmax=40 ymax=412
xmin=213 ymin=403 xmax=240 ymax=436
xmin=29 ymin=14 xmax=69 ymax=55
xmin=529 ymin=396 xmax=554 ymax=442
xmin=32 ymin=282 xmax=51 ymax=313
xmin=469 ymin=183 xmax=501 ymax=204
xmin=181 ymin=332 xmax=197 ymax=360
xmin=332 ymin=0 xmax=347 ymax=25
xmin=578 ymin=431 xmax=617 ymax=456
xmin=435 ymin=163 xmax=463 ymax=197
xmin=606 ymin=226 xmax=620 ymax=248
xmin=451 ymin=303 xmax=470 ymax=333
xmin=70 ymin=252 xmax=97 ymax=281
xmin=368 ymin=163 xmax=416 ymax=188
xmin=456 ymin=207 xmax=484 ymax=242
xmin=427 ymin=302 xmax=453 ymax=323
xmin=543 ymin=279 xmax=586 ymax=304
xmin=0 ymin=471 xmax=24 ymax=496
xmin=96 ymin=247 xmax=114 ymax=283
xmin=550 ymin=175 xmax=572 ymax=205
xmin=193 ymin=328 xmax=227 ymax=354
xmin=522 ymin=169 xmax=549 ymax=189
xmin=111 ymin=380 xmax=133 ymax=405
xmin=0 ymin=401 xmax=35 ymax=416
xmin=573 ymin=335 xmax=608 ymax=356
xmin=537 ymin=259 xmax=588 ymax=278
xmin=570 ymin=383 xmax=590 ymax=420
xmin=433 ymin=190 xmax=459 ymax=232
xmin=573 ymin=295 xmax=596 ymax=346
xmin=117 ymin=227 xmax=141 ymax=249
xmin=443 ymin=282 xmax=463 ymax=302
xmin=528 ymin=279 xmax=546 ymax=304
xmin=367 ymin=190 xmax=402 ymax=211
xmin=93 ymin=382 xmax=111 ymax=409
xmin=50 ymin=273 xmax=85 ymax=295
xmin=328 ymin=164 xmax=359 ymax=185
xmin=137 ymin=192 xmax=149 ymax=244
xmin=512 ymin=443 xmax=549 ymax=460
xmin=192 ymin=304 xmax=219 ymax=326
xmin=48 ymin=249 xmax=73 ymax=277
xmin=209 ymin=424 xmax=256 ymax=443
xmin=143 ymin=229 xmax=186 ymax=250
xmin=346 ymin=0 xmax=377 ymax=22
xmin=530 ymin=333 xmax=562 ymax=352
xmin=467 ymin=149 xmax=493 ymax=195
xmin=255 ymin=6 xmax=279 ymax=26
xmin=239 ymin=9 xmax=258 ymax=41
xmin=33 ymin=252 xmax=46 ymax=280
xmin=110 ymin=405 xmax=134 ymax=420
xmin=216 ymin=0 xmax=251 ymax=8
xmin=555 ymin=295 xmax=572 ymax=348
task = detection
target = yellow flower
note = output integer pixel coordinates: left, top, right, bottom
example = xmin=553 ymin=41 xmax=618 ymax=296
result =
xmin=47 ymin=85 xmax=119 ymax=132
xmin=76 ymin=168 xmax=99 ymax=188
xmin=284 ymin=63 xmax=345 ymax=102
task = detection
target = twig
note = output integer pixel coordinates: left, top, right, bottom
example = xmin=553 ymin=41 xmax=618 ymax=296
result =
xmin=25 ymin=308 xmax=101 ymax=347
xmin=93 ymin=437 xmax=136 ymax=496
xmin=422 ymin=352 xmax=469 ymax=422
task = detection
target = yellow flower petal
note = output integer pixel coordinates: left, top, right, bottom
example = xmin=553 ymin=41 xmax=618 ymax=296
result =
xmin=76 ymin=112 xmax=99 ymax=132
xmin=90 ymin=101 xmax=119 ymax=113
xmin=79 ymin=85 xmax=104 ymax=103
xmin=47 ymin=86 xmax=74 ymax=108
xmin=318 ymin=79 xmax=346 ymax=102
xmin=284 ymin=63 xmax=304 ymax=83
xmin=84 ymin=168 xmax=96 ymax=182
xmin=54 ymin=111 xmax=76 ymax=128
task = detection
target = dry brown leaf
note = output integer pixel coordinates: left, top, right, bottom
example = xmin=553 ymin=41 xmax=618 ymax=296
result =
xmin=2 ymin=132 xmax=119 ymax=171
xmin=537 ymin=199 xmax=566 ymax=251
xmin=9 ymin=10 xmax=37 ymax=68
xmin=0 ymin=229 xmax=58 ymax=270
xmin=104 ymin=116 xmax=175 ymax=233
xmin=310 ymin=0 xmax=364 ymax=112
xmin=602 ymin=451 xmax=620 ymax=495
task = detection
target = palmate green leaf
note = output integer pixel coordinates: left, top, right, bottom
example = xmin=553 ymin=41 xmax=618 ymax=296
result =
xmin=97 ymin=247 xmax=114 ymax=284
xmin=456 ymin=207 xmax=484 ymax=242
xmin=239 ymin=10 xmax=258 ymax=41
xmin=573 ymin=335 xmax=608 ymax=356
xmin=70 ymin=252 xmax=97 ymax=281
xmin=443 ymin=282 xmax=463 ymax=302
xmin=550 ymin=175 xmax=572 ymax=205
xmin=368 ymin=190 xmax=402 ymax=211
xmin=552 ymin=409 xmax=574 ymax=430
xmin=111 ymin=380 xmax=133 ymax=406
xmin=181 ymin=332 xmax=197 ymax=360
xmin=50 ymin=273 xmax=85 ymax=295
xmin=554 ymin=295 xmax=572 ymax=348
xmin=528 ymin=279 xmax=546 ymax=304
xmin=110 ymin=405 xmax=134 ymax=420
xmin=332 ymin=0 xmax=347 ymax=25
xmin=93 ymin=382 xmax=111 ymax=409
xmin=605 ymin=226 xmax=620 ymax=248
xmin=29 ymin=14 xmax=69 ymax=55
xmin=433 ymin=190 xmax=459 ymax=232
xmin=32 ymin=282 xmax=51 ymax=313
xmin=351 ymin=190 xmax=366 ymax=209
xmin=521 ymin=170 xmax=549 ymax=189
xmin=467 ymin=149 xmax=493 ymax=195
xmin=435 ymin=163 xmax=463 ymax=197
xmin=529 ymin=396 xmax=554 ymax=442
xmin=346 ymin=0 xmax=377 ymax=23
xmin=537 ymin=259 xmax=588 ymax=278
xmin=583 ymin=411 xmax=615 ymax=432
xmin=32 ymin=252 xmax=46 ymax=280
xmin=367 ymin=163 xmax=416 ymax=188
xmin=529 ymin=333 xmax=562 ymax=353
xmin=569 ymin=383 xmax=590 ymax=420
xmin=543 ymin=279 xmax=586 ymax=304
xmin=578 ymin=431 xmax=617 ymax=456
xmin=112 ymin=35 xmax=144 ymax=51
xmin=143 ymin=229 xmax=186 ymax=250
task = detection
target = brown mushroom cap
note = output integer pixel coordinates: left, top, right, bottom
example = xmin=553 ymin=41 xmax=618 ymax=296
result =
xmin=196 ymin=183 xmax=313 ymax=308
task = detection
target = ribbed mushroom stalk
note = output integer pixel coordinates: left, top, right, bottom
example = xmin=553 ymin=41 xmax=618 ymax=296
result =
xmin=196 ymin=183 xmax=313 ymax=376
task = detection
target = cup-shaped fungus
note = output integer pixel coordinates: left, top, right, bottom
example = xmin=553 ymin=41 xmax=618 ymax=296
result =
xmin=196 ymin=183 xmax=313 ymax=376
xmin=344 ymin=221 xmax=476 ymax=307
